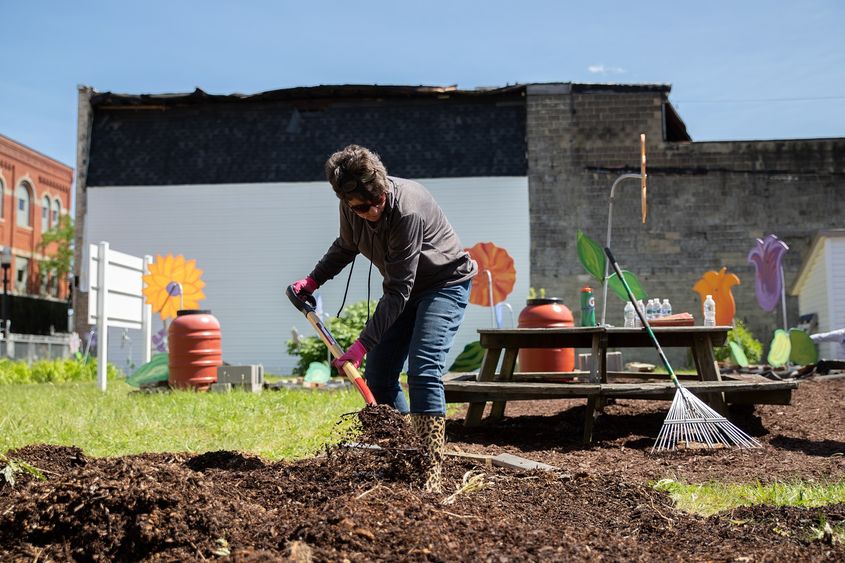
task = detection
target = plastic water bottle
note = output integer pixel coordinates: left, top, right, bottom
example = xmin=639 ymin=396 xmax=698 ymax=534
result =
xmin=661 ymin=298 xmax=672 ymax=318
xmin=653 ymin=298 xmax=662 ymax=318
xmin=703 ymin=295 xmax=716 ymax=326
xmin=623 ymin=302 xmax=636 ymax=328
xmin=635 ymin=300 xmax=645 ymax=327
xmin=646 ymin=299 xmax=657 ymax=320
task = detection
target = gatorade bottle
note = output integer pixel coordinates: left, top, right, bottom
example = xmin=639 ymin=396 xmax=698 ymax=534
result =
xmin=580 ymin=286 xmax=596 ymax=327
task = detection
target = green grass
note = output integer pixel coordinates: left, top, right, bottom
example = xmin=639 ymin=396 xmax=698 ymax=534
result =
xmin=0 ymin=381 xmax=364 ymax=460
xmin=653 ymin=478 xmax=845 ymax=517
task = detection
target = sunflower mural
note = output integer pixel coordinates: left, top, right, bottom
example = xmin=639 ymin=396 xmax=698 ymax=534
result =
xmin=465 ymin=242 xmax=516 ymax=307
xmin=692 ymin=267 xmax=740 ymax=326
xmin=142 ymin=254 xmax=207 ymax=320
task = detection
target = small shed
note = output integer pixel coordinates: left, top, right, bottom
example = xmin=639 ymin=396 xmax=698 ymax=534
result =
xmin=790 ymin=229 xmax=845 ymax=359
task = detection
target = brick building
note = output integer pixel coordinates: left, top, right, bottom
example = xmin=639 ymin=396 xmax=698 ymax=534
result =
xmin=0 ymin=134 xmax=73 ymax=333
xmin=75 ymin=83 xmax=845 ymax=369
xmin=525 ymin=83 xmax=845 ymax=351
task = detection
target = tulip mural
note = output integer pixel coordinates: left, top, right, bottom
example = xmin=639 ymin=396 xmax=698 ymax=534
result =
xmin=692 ymin=267 xmax=741 ymax=326
xmin=747 ymin=235 xmax=789 ymax=328
xmin=142 ymin=254 xmax=207 ymax=321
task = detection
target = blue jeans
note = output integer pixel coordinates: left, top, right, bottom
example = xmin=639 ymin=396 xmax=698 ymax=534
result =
xmin=364 ymin=280 xmax=470 ymax=415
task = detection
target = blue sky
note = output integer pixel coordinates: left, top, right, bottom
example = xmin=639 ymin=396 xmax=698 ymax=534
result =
xmin=2 ymin=0 xmax=843 ymax=170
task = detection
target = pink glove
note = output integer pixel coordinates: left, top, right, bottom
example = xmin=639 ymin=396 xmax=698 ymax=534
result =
xmin=291 ymin=276 xmax=318 ymax=296
xmin=333 ymin=339 xmax=367 ymax=372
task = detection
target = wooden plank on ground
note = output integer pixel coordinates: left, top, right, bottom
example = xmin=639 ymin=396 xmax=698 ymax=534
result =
xmin=444 ymin=451 xmax=559 ymax=471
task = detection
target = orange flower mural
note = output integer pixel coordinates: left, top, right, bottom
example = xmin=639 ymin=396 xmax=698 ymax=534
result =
xmin=143 ymin=254 xmax=206 ymax=321
xmin=692 ymin=267 xmax=741 ymax=326
xmin=465 ymin=242 xmax=516 ymax=307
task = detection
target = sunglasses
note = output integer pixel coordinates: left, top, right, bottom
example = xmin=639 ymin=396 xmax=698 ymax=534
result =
xmin=347 ymin=196 xmax=383 ymax=214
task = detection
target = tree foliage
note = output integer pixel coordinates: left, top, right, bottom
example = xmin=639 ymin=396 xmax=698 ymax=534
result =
xmin=37 ymin=215 xmax=74 ymax=294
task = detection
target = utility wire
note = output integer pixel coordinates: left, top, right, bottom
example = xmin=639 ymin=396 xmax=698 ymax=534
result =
xmin=673 ymin=95 xmax=845 ymax=104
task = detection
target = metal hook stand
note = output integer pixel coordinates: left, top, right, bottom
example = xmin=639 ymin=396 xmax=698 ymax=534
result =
xmin=600 ymin=173 xmax=643 ymax=326
xmin=485 ymin=270 xmax=496 ymax=328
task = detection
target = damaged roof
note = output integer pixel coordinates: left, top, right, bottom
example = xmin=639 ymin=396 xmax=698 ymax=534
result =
xmin=88 ymin=82 xmax=672 ymax=108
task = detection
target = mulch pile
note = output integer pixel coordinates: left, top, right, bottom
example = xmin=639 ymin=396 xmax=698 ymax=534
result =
xmin=1 ymin=380 xmax=844 ymax=561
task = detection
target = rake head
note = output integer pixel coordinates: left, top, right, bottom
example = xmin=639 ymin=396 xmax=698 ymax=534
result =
xmin=653 ymin=385 xmax=763 ymax=452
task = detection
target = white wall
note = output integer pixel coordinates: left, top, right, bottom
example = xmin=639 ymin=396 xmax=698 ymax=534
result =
xmin=829 ymin=238 xmax=845 ymax=331
xmin=85 ymin=177 xmax=530 ymax=373
xmin=797 ymin=240 xmax=832 ymax=358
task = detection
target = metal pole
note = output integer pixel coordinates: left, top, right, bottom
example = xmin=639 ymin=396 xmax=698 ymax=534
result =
xmin=2 ymin=265 xmax=8 ymax=341
xmin=601 ymin=173 xmax=641 ymax=326
xmin=142 ymin=255 xmax=152 ymax=364
xmin=485 ymin=270 xmax=496 ymax=328
xmin=780 ymin=265 xmax=788 ymax=331
xmin=96 ymin=241 xmax=109 ymax=392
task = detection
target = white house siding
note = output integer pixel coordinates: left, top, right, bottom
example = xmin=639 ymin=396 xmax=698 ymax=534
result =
xmin=85 ymin=177 xmax=530 ymax=374
xmin=797 ymin=240 xmax=832 ymax=358
xmin=829 ymin=238 xmax=845 ymax=354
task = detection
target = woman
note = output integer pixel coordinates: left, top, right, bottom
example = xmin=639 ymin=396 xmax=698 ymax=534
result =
xmin=290 ymin=144 xmax=476 ymax=492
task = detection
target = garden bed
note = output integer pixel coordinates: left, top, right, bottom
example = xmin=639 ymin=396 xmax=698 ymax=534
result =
xmin=1 ymin=379 xmax=844 ymax=561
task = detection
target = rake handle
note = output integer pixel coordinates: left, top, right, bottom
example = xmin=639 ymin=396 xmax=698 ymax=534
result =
xmin=603 ymin=247 xmax=678 ymax=385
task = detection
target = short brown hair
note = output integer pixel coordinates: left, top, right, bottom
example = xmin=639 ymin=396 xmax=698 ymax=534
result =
xmin=324 ymin=145 xmax=389 ymax=203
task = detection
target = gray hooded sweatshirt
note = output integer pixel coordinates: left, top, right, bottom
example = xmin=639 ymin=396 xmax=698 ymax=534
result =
xmin=309 ymin=176 xmax=477 ymax=350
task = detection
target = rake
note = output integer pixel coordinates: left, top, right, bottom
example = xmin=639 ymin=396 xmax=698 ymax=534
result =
xmin=603 ymin=247 xmax=762 ymax=452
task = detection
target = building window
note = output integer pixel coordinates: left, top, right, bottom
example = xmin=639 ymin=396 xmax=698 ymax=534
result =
xmin=42 ymin=195 xmax=51 ymax=232
xmin=0 ymin=178 xmax=4 ymax=218
xmin=15 ymin=256 xmax=29 ymax=294
xmin=16 ymin=182 xmax=32 ymax=228
xmin=52 ymin=199 xmax=61 ymax=227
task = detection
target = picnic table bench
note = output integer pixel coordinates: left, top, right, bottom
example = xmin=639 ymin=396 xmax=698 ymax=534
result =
xmin=444 ymin=326 xmax=798 ymax=443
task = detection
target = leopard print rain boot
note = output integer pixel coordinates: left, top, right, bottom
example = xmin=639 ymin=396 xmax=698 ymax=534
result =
xmin=409 ymin=414 xmax=445 ymax=493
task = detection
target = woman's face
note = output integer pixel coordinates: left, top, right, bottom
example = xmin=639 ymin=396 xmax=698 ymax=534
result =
xmin=346 ymin=193 xmax=387 ymax=222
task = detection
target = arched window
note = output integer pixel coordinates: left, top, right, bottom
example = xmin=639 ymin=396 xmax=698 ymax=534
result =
xmin=16 ymin=182 xmax=32 ymax=228
xmin=0 ymin=178 xmax=4 ymax=218
xmin=52 ymin=198 xmax=61 ymax=228
xmin=42 ymin=195 xmax=51 ymax=232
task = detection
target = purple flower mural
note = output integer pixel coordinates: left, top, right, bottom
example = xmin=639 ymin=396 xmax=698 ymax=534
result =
xmin=151 ymin=327 xmax=168 ymax=353
xmin=747 ymin=234 xmax=789 ymax=312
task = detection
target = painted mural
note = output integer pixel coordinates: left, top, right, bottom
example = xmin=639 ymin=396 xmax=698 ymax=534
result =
xmin=142 ymin=254 xmax=207 ymax=320
xmin=747 ymin=234 xmax=789 ymax=313
xmin=465 ymin=241 xmax=516 ymax=307
xmin=692 ymin=267 xmax=740 ymax=326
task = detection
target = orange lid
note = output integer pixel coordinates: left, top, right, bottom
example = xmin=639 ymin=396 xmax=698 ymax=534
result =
xmin=581 ymin=286 xmax=592 ymax=292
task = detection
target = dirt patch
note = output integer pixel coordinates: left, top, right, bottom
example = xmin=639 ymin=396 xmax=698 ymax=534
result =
xmin=1 ymin=379 xmax=844 ymax=561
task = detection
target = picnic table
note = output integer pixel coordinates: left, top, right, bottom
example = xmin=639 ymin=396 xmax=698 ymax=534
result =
xmin=444 ymin=326 xmax=798 ymax=443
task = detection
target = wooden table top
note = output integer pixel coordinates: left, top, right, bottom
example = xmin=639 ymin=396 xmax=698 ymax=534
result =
xmin=477 ymin=326 xmax=731 ymax=348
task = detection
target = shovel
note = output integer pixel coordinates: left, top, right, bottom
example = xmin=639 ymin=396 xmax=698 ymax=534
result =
xmin=286 ymin=285 xmax=377 ymax=405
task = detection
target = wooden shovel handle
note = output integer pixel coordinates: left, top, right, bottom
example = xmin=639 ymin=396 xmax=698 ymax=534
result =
xmin=304 ymin=311 xmax=376 ymax=405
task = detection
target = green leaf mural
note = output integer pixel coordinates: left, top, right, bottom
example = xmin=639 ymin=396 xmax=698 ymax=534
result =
xmin=449 ymin=340 xmax=485 ymax=372
xmin=577 ymin=230 xmax=606 ymax=282
xmin=728 ymin=341 xmax=749 ymax=367
xmin=607 ymin=271 xmax=648 ymax=301
xmin=788 ymin=329 xmax=818 ymax=365
xmin=126 ymin=353 xmax=169 ymax=388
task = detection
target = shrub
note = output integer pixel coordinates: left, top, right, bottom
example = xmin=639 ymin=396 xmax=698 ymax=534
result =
xmin=715 ymin=319 xmax=763 ymax=364
xmin=287 ymin=299 xmax=378 ymax=376
xmin=0 ymin=358 xmax=123 ymax=385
